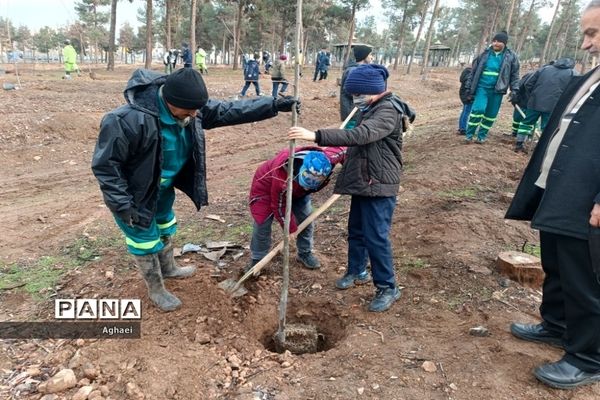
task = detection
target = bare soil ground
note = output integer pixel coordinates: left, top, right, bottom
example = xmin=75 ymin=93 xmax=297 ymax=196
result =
xmin=1 ymin=63 xmax=599 ymax=400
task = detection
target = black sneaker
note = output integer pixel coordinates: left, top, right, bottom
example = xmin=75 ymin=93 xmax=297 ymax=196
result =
xmin=296 ymin=252 xmax=321 ymax=269
xmin=335 ymin=270 xmax=371 ymax=290
xmin=368 ymin=286 xmax=401 ymax=312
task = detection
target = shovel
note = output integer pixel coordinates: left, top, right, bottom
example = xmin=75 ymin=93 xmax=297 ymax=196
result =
xmin=219 ymin=193 xmax=341 ymax=297
xmin=219 ymin=107 xmax=359 ymax=297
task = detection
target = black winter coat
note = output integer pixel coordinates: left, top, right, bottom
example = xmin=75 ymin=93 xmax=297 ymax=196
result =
xmin=316 ymin=93 xmax=415 ymax=197
xmin=91 ymin=69 xmax=279 ymax=229
xmin=505 ymin=67 xmax=600 ymax=240
xmin=459 ymin=67 xmax=472 ymax=104
xmin=525 ymin=58 xmax=577 ymax=113
xmin=466 ymin=47 xmax=520 ymax=95
xmin=339 ymin=60 xmax=359 ymax=121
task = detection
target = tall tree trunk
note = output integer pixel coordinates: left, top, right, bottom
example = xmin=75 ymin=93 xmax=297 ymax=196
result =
xmin=551 ymin=0 xmax=573 ymax=60
xmin=540 ymin=0 xmax=561 ymax=65
xmin=420 ymin=0 xmax=440 ymax=77
xmin=506 ymin=0 xmax=517 ymax=33
xmin=107 ymin=0 xmax=117 ymax=71
xmin=190 ymin=0 xmax=197 ymax=60
xmin=233 ymin=0 xmax=243 ymax=70
xmin=516 ymin=0 xmax=536 ymax=54
xmin=145 ymin=0 xmax=153 ymax=68
xmin=393 ymin=0 xmax=410 ymax=71
xmin=489 ymin=4 xmax=500 ymax=37
xmin=476 ymin=13 xmax=493 ymax=55
xmin=406 ymin=0 xmax=429 ymax=75
xmin=166 ymin=0 xmax=172 ymax=50
xmin=343 ymin=5 xmax=357 ymax=67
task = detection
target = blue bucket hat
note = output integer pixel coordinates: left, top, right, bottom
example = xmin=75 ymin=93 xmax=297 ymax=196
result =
xmin=344 ymin=64 xmax=389 ymax=95
xmin=297 ymin=151 xmax=332 ymax=190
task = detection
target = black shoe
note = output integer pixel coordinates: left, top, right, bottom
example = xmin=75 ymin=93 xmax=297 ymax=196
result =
xmin=296 ymin=252 xmax=321 ymax=269
xmin=534 ymin=358 xmax=600 ymax=389
xmin=368 ymin=286 xmax=401 ymax=312
xmin=510 ymin=323 xmax=563 ymax=348
xmin=335 ymin=270 xmax=371 ymax=290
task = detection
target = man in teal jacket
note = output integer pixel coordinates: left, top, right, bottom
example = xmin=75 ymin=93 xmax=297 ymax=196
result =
xmin=92 ymin=68 xmax=299 ymax=312
xmin=464 ymin=31 xmax=520 ymax=143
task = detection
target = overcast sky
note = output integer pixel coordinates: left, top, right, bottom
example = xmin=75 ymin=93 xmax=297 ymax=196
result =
xmin=0 ymin=0 xmax=558 ymax=34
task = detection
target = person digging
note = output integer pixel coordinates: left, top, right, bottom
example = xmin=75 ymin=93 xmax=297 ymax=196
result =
xmin=247 ymin=146 xmax=346 ymax=273
xmin=92 ymin=68 xmax=300 ymax=312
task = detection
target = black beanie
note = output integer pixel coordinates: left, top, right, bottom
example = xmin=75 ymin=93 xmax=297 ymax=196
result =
xmin=163 ymin=68 xmax=209 ymax=110
xmin=492 ymin=31 xmax=508 ymax=45
xmin=353 ymin=45 xmax=372 ymax=62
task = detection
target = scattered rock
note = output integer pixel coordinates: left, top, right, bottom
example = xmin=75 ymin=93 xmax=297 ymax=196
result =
xmin=195 ymin=332 xmax=211 ymax=344
xmin=82 ymin=363 xmax=98 ymax=380
xmin=371 ymin=383 xmax=380 ymax=391
xmin=421 ymin=361 xmax=437 ymax=373
xmin=469 ymin=326 xmax=490 ymax=337
xmin=227 ymin=354 xmax=242 ymax=370
xmin=311 ymin=283 xmax=322 ymax=290
xmin=99 ymin=385 xmax=110 ymax=396
xmin=37 ymin=369 xmax=77 ymax=394
xmin=75 ymin=339 xmax=85 ymax=347
xmin=39 ymin=395 xmax=58 ymax=400
xmin=88 ymin=389 xmax=103 ymax=399
xmin=125 ymin=382 xmax=144 ymax=399
xmin=72 ymin=385 xmax=94 ymax=400
xmin=280 ymin=361 xmax=292 ymax=368
xmin=449 ymin=382 xmax=458 ymax=391
xmin=468 ymin=265 xmax=492 ymax=275
xmin=105 ymin=270 xmax=114 ymax=280
xmin=357 ymin=387 xmax=365 ymax=395
xmin=78 ymin=378 xmax=91 ymax=386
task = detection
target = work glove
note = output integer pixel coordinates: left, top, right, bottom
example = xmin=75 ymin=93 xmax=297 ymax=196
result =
xmin=275 ymin=95 xmax=301 ymax=114
xmin=116 ymin=207 xmax=139 ymax=227
xmin=508 ymin=93 xmax=519 ymax=105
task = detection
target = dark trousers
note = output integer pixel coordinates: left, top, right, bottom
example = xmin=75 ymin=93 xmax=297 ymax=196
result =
xmin=347 ymin=196 xmax=396 ymax=288
xmin=539 ymin=230 xmax=600 ymax=371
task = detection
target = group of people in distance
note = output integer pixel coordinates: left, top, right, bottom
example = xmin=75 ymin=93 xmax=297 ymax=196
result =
xmin=163 ymin=43 xmax=208 ymax=74
xmin=91 ymin=0 xmax=600 ymax=390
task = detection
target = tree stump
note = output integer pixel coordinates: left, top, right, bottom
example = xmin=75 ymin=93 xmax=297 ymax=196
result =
xmin=496 ymin=251 xmax=544 ymax=288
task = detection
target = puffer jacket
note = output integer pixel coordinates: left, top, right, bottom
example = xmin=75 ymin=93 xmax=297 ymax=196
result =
xmin=92 ymin=69 xmax=279 ymax=229
xmin=339 ymin=60 xmax=359 ymax=121
xmin=249 ymin=146 xmax=346 ymax=233
xmin=525 ymin=57 xmax=577 ymax=113
xmin=244 ymin=59 xmax=260 ymax=81
xmin=466 ymin=47 xmax=520 ymax=95
xmin=316 ymin=93 xmax=416 ymax=197
xmin=459 ymin=67 xmax=472 ymax=104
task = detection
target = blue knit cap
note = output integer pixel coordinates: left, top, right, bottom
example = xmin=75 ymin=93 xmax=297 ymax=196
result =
xmin=297 ymin=151 xmax=332 ymax=190
xmin=344 ymin=64 xmax=389 ymax=95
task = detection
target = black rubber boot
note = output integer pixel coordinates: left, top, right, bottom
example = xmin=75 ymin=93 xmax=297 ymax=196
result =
xmin=136 ymin=254 xmax=182 ymax=312
xmin=158 ymin=237 xmax=196 ymax=279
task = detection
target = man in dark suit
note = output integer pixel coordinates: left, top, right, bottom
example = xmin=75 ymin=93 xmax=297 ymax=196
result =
xmin=506 ymin=0 xmax=600 ymax=389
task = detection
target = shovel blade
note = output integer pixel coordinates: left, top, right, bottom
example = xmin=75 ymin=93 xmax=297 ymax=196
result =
xmin=218 ymin=279 xmax=248 ymax=297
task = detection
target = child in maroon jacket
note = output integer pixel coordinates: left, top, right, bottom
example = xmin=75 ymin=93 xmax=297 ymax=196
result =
xmin=248 ymin=146 xmax=345 ymax=271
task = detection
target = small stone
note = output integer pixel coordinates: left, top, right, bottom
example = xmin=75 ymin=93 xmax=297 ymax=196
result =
xmin=82 ymin=362 xmax=99 ymax=379
xmin=449 ymin=383 xmax=458 ymax=391
xmin=311 ymin=283 xmax=322 ymax=290
xmin=105 ymin=271 xmax=114 ymax=280
xmin=88 ymin=390 xmax=103 ymax=399
xmin=227 ymin=354 xmax=242 ymax=369
xmin=99 ymin=385 xmax=110 ymax=396
xmin=39 ymin=395 xmax=58 ymax=400
xmin=357 ymin=387 xmax=364 ymax=395
xmin=469 ymin=326 xmax=490 ymax=337
xmin=78 ymin=378 xmax=91 ymax=386
xmin=33 ymin=155 xmax=42 ymax=161
xmin=25 ymin=367 xmax=41 ymax=377
xmin=371 ymin=383 xmax=380 ymax=390
xmin=421 ymin=361 xmax=437 ymax=373
xmin=125 ymin=382 xmax=144 ymax=399
xmin=38 ymin=368 xmax=77 ymax=393
xmin=390 ymin=375 xmax=399 ymax=380
xmin=328 ymin=377 xmax=336 ymax=381
xmin=280 ymin=361 xmax=291 ymax=368
xmin=72 ymin=385 xmax=94 ymax=400
xmin=75 ymin=339 xmax=85 ymax=347
xmin=195 ymin=332 xmax=211 ymax=344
